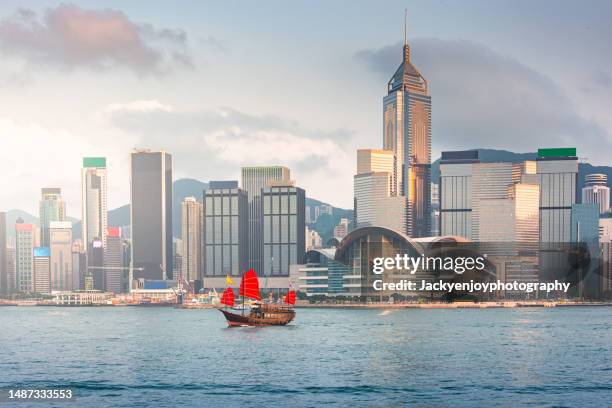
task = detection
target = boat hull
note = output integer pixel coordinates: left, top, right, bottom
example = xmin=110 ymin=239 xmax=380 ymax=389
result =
xmin=219 ymin=307 xmax=295 ymax=327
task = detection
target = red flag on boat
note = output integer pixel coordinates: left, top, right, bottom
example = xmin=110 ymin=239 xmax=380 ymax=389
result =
xmin=220 ymin=287 xmax=235 ymax=307
xmin=239 ymin=269 xmax=261 ymax=300
xmin=284 ymin=290 xmax=296 ymax=305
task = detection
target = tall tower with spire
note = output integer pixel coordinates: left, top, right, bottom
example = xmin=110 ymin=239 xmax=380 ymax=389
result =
xmin=382 ymin=10 xmax=432 ymax=237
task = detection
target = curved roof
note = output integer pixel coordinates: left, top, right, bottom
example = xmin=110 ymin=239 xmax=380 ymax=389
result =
xmin=334 ymin=226 xmax=426 ymax=263
xmin=303 ymin=248 xmax=336 ymax=264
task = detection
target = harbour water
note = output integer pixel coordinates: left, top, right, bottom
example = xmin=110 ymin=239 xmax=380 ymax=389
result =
xmin=1 ymin=307 xmax=611 ymax=407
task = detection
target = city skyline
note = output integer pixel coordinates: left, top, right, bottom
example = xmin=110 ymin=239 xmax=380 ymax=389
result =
xmin=1 ymin=1 xmax=612 ymax=215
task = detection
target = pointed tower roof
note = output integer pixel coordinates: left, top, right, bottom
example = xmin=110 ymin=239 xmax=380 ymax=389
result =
xmin=387 ymin=10 xmax=428 ymax=95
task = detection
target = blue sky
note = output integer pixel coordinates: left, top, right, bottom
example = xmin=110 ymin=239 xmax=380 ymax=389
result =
xmin=0 ymin=1 xmax=611 ymax=214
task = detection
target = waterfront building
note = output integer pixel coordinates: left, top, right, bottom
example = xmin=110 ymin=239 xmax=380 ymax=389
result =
xmin=72 ymin=240 xmax=84 ymax=290
xmin=570 ymin=203 xmax=601 ymax=298
xmin=582 ymin=174 xmax=610 ymax=215
xmin=15 ymin=220 xmax=34 ymax=292
xmin=104 ymin=227 xmax=124 ymax=293
xmin=439 ymin=150 xmax=479 ymax=239
xmin=81 ymin=157 xmax=108 ymax=248
xmin=33 ymin=247 xmax=51 ymax=293
xmin=261 ymin=182 xmax=306 ymax=277
xmin=88 ymin=238 xmax=104 ymax=291
xmin=333 ymin=218 xmax=350 ymax=239
xmin=50 ymin=221 xmax=73 ymax=291
xmin=601 ymin=216 xmax=612 ymax=295
xmin=7 ymin=242 xmax=16 ymax=291
xmin=382 ymin=30 xmax=432 ymax=237
xmin=241 ymin=166 xmax=290 ymax=273
xmin=39 ymin=188 xmax=65 ymax=248
xmin=181 ymin=197 xmax=202 ymax=281
xmin=298 ymin=248 xmax=350 ymax=297
xmin=478 ymin=183 xmax=540 ymax=288
xmin=203 ymin=181 xmax=248 ymax=282
xmin=130 ymin=150 xmax=173 ymax=280
xmin=0 ymin=212 xmax=6 ymax=295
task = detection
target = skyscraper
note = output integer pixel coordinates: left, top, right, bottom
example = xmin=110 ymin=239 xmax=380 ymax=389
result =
xmin=81 ymin=157 xmax=108 ymax=248
xmin=33 ymin=247 xmax=51 ymax=294
xmin=582 ymin=174 xmax=610 ymax=215
xmin=130 ymin=150 xmax=173 ymax=280
xmin=181 ymin=197 xmax=202 ymax=281
xmin=383 ymin=19 xmax=432 ymax=237
xmin=104 ymin=227 xmax=124 ymax=293
xmin=203 ymin=181 xmax=248 ymax=281
xmin=39 ymin=188 xmax=65 ymax=248
xmin=261 ymin=182 xmax=305 ymax=277
xmin=0 ymin=212 xmax=7 ymax=295
xmin=241 ymin=166 xmax=290 ymax=273
xmin=15 ymin=220 xmax=34 ymax=292
xmin=50 ymin=221 xmax=73 ymax=291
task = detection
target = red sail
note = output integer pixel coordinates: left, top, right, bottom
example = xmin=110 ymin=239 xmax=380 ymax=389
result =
xmin=284 ymin=290 xmax=296 ymax=305
xmin=239 ymin=269 xmax=261 ymax=300
xmin=220 ymin=287 xmax=235 ymax=307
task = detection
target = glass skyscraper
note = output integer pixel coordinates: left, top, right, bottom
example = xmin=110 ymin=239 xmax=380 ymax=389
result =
xmin=81 ymin=157 xmax=108 ymax=249
xmin=383 ymin=36 xmax=432 ymax=237
xmin=241 ymin=166 xmax=290 ymax=273
xmin=203 ymin=181 xmax=248 ymax=278
xmin=39 ymin=188 xmax=65 ymax=248
xmin=130 ymin=150 xmax=173 ymax=281
xmin=261 ymin=183 xmax=305 ymax=277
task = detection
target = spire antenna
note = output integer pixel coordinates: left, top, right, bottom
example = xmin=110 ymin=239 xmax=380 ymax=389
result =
xmin=404 ymin=8 xmax=407 ymax=46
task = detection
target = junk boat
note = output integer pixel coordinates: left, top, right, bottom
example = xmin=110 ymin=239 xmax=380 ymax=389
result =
xmin=217 ymin=269 xmax=296 ymax=327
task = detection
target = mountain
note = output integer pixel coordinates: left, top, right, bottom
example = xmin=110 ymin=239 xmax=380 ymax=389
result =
xmin=305 ymin=197 xmax=353 ymax=243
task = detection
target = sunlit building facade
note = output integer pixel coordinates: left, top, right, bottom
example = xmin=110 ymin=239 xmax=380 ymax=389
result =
xmin=81 ymin=157 xmax=108 ymax=249
xmin=50 ymin=221 xmax=73 ymax=291
xmin=181 ymin=197 xmax=202 ymax=281
xmin=39 ymin=188 xmax=65 ymax=248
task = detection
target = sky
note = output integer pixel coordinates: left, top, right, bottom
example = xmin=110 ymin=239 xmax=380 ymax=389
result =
xmin=1 ymin=0 xmax=611 ymax=215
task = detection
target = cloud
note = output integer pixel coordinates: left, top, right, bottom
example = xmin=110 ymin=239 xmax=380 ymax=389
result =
xmin=100 ymin=100 xmax=353 ymax=207
xmin=355 ymin=38 xmax=612 ymax=161
xmin=0 ymin=5 xmax=191 ymax=74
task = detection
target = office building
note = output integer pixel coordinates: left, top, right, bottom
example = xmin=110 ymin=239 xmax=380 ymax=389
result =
xmin=571 ymin=204 xmax=600 ymax=298
xmin=262 ymin=182 xmax=305 ymax=277
xmin=33 ymin=247 xmax=51 ymax=294
xmin=130 ymin=150 xmax=173 ymax=280
xmin=16 ymin=220 xmax=34 ymax=292
xmin=478 ymin=183 xmax=540 ymax=288
xmin=181 ymin=197 xmax=202 ymax=281
xmin=203 ymin=181 xmax=248 ymax=281
xmin=172 ymin=239 xmax=183 ymax=280
xmin=0 ymin=212 xmax=6 ymax=295
xmin=88 ymin=238 xmax=104 ymax=290
xmin=39 ymin=188 xmax=65 ymax=248
xmin=241 ymin=166 xmax=290 ymax=273
xmin=382 ymin=29 xmax=432 ymax=237
xmin=72 ymin=240 xmax=84 ymax=290
xmin=104 ymin=227 xmax=124 ymax=293
xmin=7 ymin=241 xmax=16 ymax=292
xmin=439 ymin=150 xmax=479 ymax=239
xmin=582 ymin=174 xmax=610 ymax=215
xmin=81 ymin=157 xmax=108 ymax=248
xmin=50 ymin=221 xmax=73 ymax=291
xmin=354 ymin=149 xmax=406 ymax=232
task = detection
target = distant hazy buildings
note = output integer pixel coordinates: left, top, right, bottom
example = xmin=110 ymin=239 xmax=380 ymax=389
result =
xmin=130 ymin=150 xmax=173 ymax=280
xmin=181 ymin=197 xmax=202 ymax=281
xmin=382 ymin=34 xmax=432 ymax=237
xmin=39 ymin=188 xmax=65 ymax=248
xmin=262 ymin=182 xmax=305 ymax=277
xmin=582 ymin=174 xmax=610 ymax=215
xmin=0 ymin=212 xmax=6 ymax=295
xmin=305 ymin=226 xmax=322 ymax=250
xmin=50 ymin=221 xmax=73 ymax=291
xmin=33 ymin=247 xmax=51 ymax=294
xmin=81 ymin=157 xmax=108 ymax=248
xmin=203 ymin=181 xmax=248 ymax=278
xmin=15 ymin=220 xmax=34 ymax=292
xmin=241 ymin=166 xmax=290 ymax=273
xmin=333 ymin=218 xmax=350 ymax=239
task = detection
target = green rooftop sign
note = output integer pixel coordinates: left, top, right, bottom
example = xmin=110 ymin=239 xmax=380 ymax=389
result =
xmin=537 ymin=148 xmax=576 ymax=158
xmin=83 ymin=157 xmax=107 ymax=168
